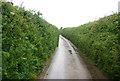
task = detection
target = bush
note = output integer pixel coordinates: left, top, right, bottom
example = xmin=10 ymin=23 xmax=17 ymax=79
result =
xmin=61 ymin=13 xmax=120 ymax=79
xmin=2 ymin=2 xmax=59 ymax=79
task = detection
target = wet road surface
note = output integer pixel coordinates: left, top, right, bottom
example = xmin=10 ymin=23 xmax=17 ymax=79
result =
xmin=44 ymin=35 xmax=92 ymax=79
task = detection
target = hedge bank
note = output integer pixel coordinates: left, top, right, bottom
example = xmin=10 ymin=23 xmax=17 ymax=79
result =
xmin=61 ymin=13 xmax=120 ymax=79
xmin=2 ymin=2 xmax=59 ymax=79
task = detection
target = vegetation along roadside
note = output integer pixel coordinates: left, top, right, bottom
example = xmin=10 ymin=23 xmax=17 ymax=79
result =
xmin=61 ymin=13 xmax=120 ymax=79
xmin=2 ymin=2 xmax=59 ymax=79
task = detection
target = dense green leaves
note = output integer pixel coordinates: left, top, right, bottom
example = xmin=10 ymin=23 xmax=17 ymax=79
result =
xmin=2 ymin=2 xmax=59 ymax=79
xmin=61 ymin=13 xmax=120 ymax=79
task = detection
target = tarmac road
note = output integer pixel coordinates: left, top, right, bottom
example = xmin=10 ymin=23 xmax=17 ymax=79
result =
xmin=44 ymin=35 xmax=92 ymax=79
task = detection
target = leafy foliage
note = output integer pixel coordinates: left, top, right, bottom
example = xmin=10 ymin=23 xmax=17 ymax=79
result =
xmin=61 ymin=13 xmax=120 ymax=79
xmin=0 ymin=2 xmax=2 ymax=80
xmin=2 ymin=2 xmax=59 ymax=79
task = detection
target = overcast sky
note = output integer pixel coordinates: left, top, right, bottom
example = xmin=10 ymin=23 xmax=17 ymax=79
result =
xmin=7 ymin=0 xmax=119 ymax=28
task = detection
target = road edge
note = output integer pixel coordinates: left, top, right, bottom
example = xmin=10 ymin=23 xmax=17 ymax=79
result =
xmin=37 ymin=47 xmax=58 ymax=79
xmin=61 ymin=35 xmax=108 ymax=79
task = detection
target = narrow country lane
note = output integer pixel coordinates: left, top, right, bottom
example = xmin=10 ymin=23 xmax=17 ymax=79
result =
xmin=44 ymin=35 xmax=92 ymax=79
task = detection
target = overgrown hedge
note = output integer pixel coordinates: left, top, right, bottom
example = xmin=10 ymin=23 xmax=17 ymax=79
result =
xmin=61 ymin=13 xmax=120 ymax=79
xmin=0 ymin=2 xmax=2 ymax=80
xmin=2 ymin=2 xmax=59 ymax=79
